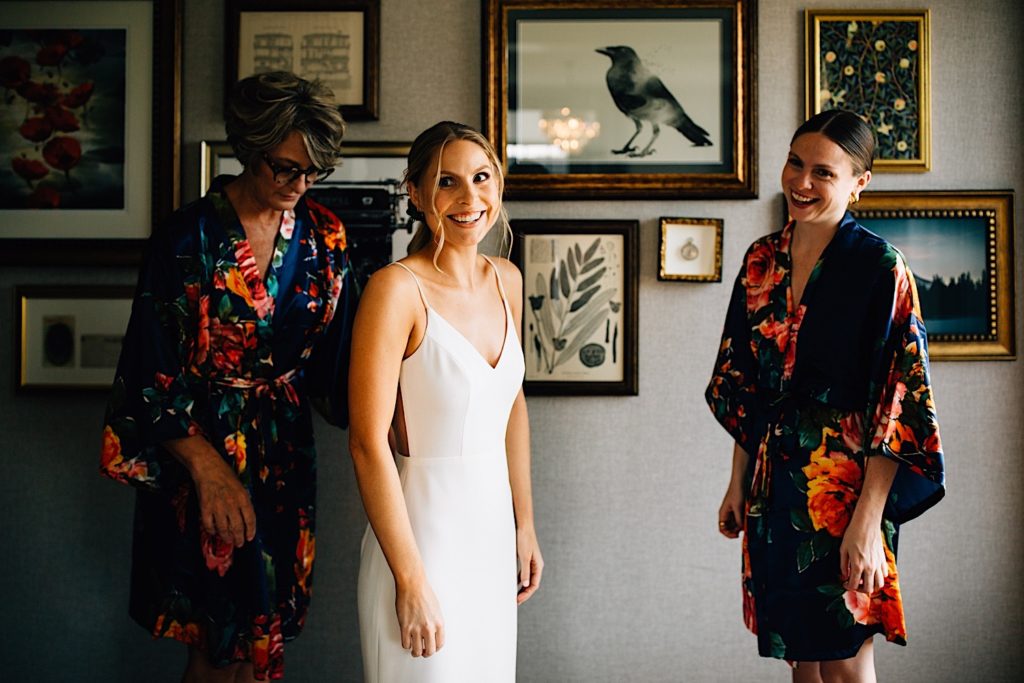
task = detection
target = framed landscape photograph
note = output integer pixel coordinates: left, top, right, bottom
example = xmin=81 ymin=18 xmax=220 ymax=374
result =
xmin=14 ymin=285 xmax=133 ymax=391
xmin=806 ymin=9 xmax=930 ymax=172
xmin=483 ymin=0 xmax=757 ymax=199
xmin=0 ymin=0 xmax=181 ymax=265
xmin=511 ymin=220 xmax=638 ymax=395
xmin=658 ymin=216 xmax=723 ymax=282
xmin=850 ymin=190 xmax=1015 ymax=360
xmin=226 ymin=0 xmax=380 ymax=120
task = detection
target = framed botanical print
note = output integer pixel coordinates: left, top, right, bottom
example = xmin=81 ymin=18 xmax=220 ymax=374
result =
xmin=512 ymin=219 xmax=639 ymax=395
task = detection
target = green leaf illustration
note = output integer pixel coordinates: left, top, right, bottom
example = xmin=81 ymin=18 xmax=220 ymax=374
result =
xmin=580 ymin=256 xmax=604 ymax=274
xmin=567 ymin=247 xmax=577 ymax=279
xmin=583 ymin=236 xmax=600 ymax=261
xmin=559 ymin=260 xmax=570 ymax=298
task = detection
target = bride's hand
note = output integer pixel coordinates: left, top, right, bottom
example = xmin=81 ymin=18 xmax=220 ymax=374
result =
xmin=395 ymin=576 xmax=445 ymax=657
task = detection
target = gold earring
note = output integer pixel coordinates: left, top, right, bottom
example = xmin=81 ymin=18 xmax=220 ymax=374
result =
xmin=849 ymin=192 xmax=858 ymax=205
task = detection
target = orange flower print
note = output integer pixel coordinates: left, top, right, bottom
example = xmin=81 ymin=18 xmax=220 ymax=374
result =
xmin=842 ymin=542 xmax=906 ymax=641
xmin=757 ymin=314 xmax=790 ymax=352
xmin=224 ymin=432 xmax=247 ymax=475
xmin=226 ymin=267 xmax=254 ymax=309
xmin=209 ymin=321 xmax=257 ymax=373
xmin=201 ymin=529 xmax=235 ymax=577
xmin=153 ymin=613 xmax=201 ymax=645
xmin=197 ymin=294 xmax=210 ymax=361
xmin=295 ymin=527 xmax=316 ymax=593
xmin=839 ymin=411 xmax=865 ymax=453
xmin=100 ymin=425 xmax=123 ymax=472
xmin=802 ymin=428 xmax=863 ymax=537
xmin=744 ymin=242 xmax=783 ymax=312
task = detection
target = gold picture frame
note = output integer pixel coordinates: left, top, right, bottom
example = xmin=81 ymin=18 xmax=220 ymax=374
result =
xmin=850 ymin=190 xmax=1015 ymax=360
xmin=805 ymin=9 xmax=931 ymax=172
xmin=658 ymin=217 xmax=723 ymax=282
xmin=14 ymin=285 xmax=134 ymax=392
xmin=484 ymin=0 xmax=758 ymax=199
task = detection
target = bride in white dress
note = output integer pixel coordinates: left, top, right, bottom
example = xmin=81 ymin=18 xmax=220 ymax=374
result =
xmin=348 ymin=122 xmax=543 ymax=682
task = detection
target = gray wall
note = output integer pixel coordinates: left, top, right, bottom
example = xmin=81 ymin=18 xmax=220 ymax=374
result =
xmin=2 ymin=1 xmax=1022 ymax=681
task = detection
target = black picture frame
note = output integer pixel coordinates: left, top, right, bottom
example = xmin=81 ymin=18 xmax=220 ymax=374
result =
xmin=0 ymin=0 xmax=182 ymax=266
xmin=511 ymin=219 xmax=639 ymax=395
xmin=226 ymin=0 xmax=380 ymax=121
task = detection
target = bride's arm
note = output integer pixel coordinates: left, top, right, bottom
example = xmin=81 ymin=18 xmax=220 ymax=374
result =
xmin=498 ymin=258 xmax=544 ymax=605
xmin=348 ymin=266 xmax=445 ymax=657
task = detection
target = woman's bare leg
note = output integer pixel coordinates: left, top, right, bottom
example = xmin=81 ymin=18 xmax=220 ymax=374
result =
xmin=181 ymin=647 xmax=243 ymax=683
xmin=793 ymin=661 xmax=823 ymax=683
xmin=796 ymin=638 xmax=876 ymax=683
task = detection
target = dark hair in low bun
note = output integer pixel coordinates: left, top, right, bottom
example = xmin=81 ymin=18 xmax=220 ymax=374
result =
xmin=792 ymin=109 xmax=875 ymax=174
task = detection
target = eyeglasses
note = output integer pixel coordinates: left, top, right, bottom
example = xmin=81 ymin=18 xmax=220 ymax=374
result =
xmin=261 ymin=152 xmax=334 ymax=186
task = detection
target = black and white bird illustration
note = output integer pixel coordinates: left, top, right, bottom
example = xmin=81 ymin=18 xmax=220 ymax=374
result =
xmin=596 ymin=45 xmax=712 ymax=157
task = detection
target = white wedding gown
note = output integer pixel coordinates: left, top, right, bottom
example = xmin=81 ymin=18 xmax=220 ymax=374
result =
xmin=357 ymin=258 xmax=524 ymax=682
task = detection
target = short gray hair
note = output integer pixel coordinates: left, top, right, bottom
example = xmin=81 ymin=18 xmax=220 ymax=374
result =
xmin=225 ymin=71 xmax=346 ymax=171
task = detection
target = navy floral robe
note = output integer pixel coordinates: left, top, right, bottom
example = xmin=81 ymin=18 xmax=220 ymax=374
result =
xmin=706 ymin=213 xmax=945 ymax=662
xmin=100 ymin=176 xmax=352 ymax=679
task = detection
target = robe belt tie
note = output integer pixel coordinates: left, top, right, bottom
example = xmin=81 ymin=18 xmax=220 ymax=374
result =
xmin=747 ymin=394 xmax=790 ymax=515
xmin=211 ymin=368 xmax=302 ymax=466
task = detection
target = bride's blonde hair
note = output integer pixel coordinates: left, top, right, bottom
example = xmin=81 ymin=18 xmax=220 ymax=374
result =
xmin=404 ymin=122 xmax=511 ymax=269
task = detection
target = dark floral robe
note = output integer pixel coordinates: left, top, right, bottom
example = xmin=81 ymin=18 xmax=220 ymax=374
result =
xmin=100 ymin=176 xmax=352 ymax=679
xmin=706 ymin=213 xmax=945 ymax=662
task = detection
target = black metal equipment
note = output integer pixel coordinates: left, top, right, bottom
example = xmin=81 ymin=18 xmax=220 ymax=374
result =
xmin=306 ymin=180 xmax=411 ymax=289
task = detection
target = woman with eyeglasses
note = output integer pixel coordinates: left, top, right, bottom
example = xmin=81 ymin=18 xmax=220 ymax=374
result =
xmin=100 ymin=71 xmax=354 ymax=682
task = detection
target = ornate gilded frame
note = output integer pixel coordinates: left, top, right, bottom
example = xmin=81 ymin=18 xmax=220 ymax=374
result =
xmin=805 ymin=9 xmax=931 ymax=172
xmin=483 ymin=0 xmax=757 ymax=199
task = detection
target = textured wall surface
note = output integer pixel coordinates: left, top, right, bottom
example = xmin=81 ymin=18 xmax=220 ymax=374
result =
xmin=2 ymin=1 xmax=1022 ymax=681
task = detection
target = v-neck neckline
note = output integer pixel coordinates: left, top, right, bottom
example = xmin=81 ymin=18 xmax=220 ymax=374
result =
xmin=425 ymin=301 xmax=511 ymax=371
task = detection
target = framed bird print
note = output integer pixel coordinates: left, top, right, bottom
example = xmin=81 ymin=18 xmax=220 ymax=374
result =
xmin=483 ymin=0 xmax=756 ymax=199
xmin=510 ymin=220 xmax=639 ymax=395
xmin=805 ymin=10 xmax=931 ymax=172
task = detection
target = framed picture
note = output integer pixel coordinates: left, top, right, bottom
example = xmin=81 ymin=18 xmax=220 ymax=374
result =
xmin=14 ymin=285 xmax=134 ymax=391
xmin=658 ymin=217 xmax=723 ymax=282
xmin=805 ymin=9 xmax=931 ymax=172
xmin=199 ymin=139 xmax=411 ymax=259
xmin=483 ymin=0 xmax=757 ymax=199
xmin=199 ymin=139 xmax=408 ymax=193
xmin=511 ymin=220 xmax=638 ymax=395
xmin=0 ymin=0 xmax=182 ymax=265
xmin=850 ymin=190 xmax=1015 ymax=360
xmin=226 ymin=0 xmax=380 ymax=121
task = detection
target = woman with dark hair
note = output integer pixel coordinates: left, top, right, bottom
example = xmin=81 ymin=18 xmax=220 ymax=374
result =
xmin=349 ymin=121 xmax=542 ymax=681
xmin=100 ymin=71 xmax=353 ymax=682
xmin=706 ymin=110 xmax=945 ymax=682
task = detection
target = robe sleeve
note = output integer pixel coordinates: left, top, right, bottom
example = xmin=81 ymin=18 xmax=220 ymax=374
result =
xmin=705 ymin=257 xmax=761 ymax=453
xmin=99 ymin=216 xmax=204 ymax=493
xmin=303 ymin=197 xmax=358 ymax=428
xmin=867 ymin=249 xmax=946 ymax=523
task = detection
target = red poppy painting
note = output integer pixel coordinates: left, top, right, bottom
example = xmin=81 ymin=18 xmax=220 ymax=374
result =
xmin=0 ymin=28 xmax=126 ymax=209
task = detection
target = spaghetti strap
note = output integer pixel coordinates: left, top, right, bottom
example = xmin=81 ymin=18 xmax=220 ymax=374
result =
xmin=390 ymin=261 xmax=430 ymax=310
xmin=481 ymin=255 xmax=509 ymax=308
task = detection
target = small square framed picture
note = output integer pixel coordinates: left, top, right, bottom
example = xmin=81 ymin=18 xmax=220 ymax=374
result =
xmin=658 ymin=217 xmax=723 ymax=282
